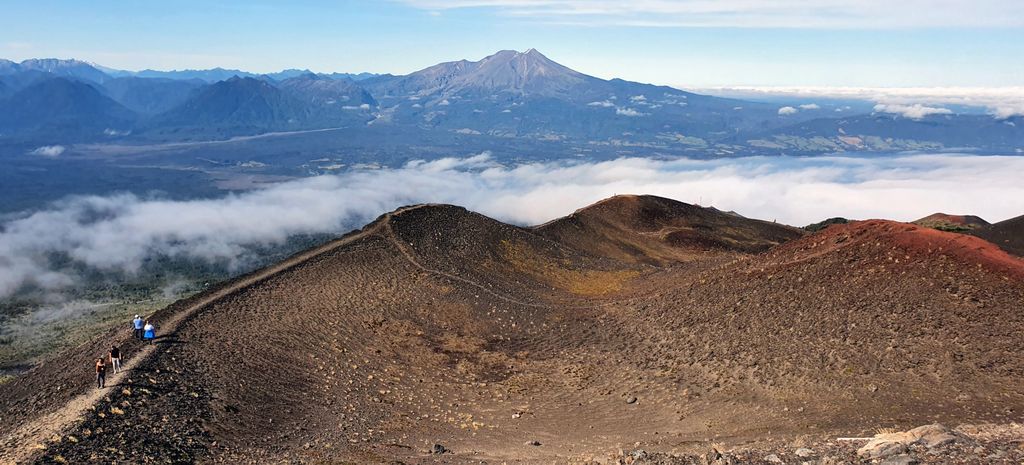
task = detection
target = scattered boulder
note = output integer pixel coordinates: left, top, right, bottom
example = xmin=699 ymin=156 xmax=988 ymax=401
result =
xmin=794 ymin=447 xmax=814 ymax=457
xmin=907 ymin=424 xmax=958 ymax=448
xmin=858 ymin=424 xmax=967 ymax=459
xmin=858 ymin=439 xmax=909 ymax=459
xmin=764 ymin=453 xmax=783 ymax=463
xmin=880 ymin=454 xmax=919 ymax=465
xmin=626 ymin=396 xmax=638 ymax=404
xmin=430 ymin=443 xmax=448 ymax=454
xmin=526 ymin=440 xmax=542 ymax=447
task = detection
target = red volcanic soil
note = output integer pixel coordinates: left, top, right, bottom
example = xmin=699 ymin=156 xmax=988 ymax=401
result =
xmin=774 ymin=219 xmax=1024 ymax=279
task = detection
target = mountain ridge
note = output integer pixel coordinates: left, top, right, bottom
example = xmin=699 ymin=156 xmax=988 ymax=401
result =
xmin=3 ymin=194 xmax=1022 ymax=463
xmin=0 ymin=51 xmax=1021 ymax=153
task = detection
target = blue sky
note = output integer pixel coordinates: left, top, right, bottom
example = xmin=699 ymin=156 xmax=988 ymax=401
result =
xmin=1 ymin=0 xmax=1022 ymax=87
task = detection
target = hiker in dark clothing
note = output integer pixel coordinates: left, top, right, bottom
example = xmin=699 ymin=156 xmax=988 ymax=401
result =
xmin=133 ymin=314 xmax=144 ymax=340
xmin=109 ymin=346 xmax=122 ymax=374
xmin=95 ymin=358 xmax=107 ymax=388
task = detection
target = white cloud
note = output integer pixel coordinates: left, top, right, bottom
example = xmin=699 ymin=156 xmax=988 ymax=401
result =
xmin=588 ymin=100 xmax=615 ymax=107
xmin=873 ymin=103 xmax=953 ymax=120
xmin=30 ymin=145 xmax=66 ymax=157
xmin=616 ymin=107 xmax=646 ymax=116
xmin=2 ymin=153 xmax=1023 ymax=300
xmin=777 ymin=106 xmax=798 ymax=115
xmin=398 ymin=0 xmax=1024 ymax=28
xmin=699 ymin=86 xmax=1024 ymax=119
xmin=798 ymin=103 xmax=820 ymax=110
xmin=991 ymin=104 xmax=1024 ymax=119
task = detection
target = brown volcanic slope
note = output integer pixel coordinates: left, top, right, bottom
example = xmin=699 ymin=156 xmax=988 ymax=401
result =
xmin=2 ymin=197 xmax=1023 ymax=464
xmin=970 ymin=214 xmax=1024 ymax=257
xmin=913 ymin=212 xmax=990 ymax=232
xmin=535 ymin=194 xmax=803 ymax=264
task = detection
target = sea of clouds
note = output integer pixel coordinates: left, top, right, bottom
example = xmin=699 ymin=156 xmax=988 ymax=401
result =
xmin=700 ymin=86 xmax=1024 ymax=119
xmin=2 ymin=152 xmax=1023 ymax=300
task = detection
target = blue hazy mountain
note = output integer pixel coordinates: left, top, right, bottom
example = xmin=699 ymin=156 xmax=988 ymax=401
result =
xmin=104 ymin=66 xmax=381 ymax=83
xmin=363 ymin=49 xmax=795 ymax=142
xmin=323 ymin=72 xmax=378 ymax=81
xmin=264 ymin=69 xmax=315 ymax=81
xmin=4 ymin=58 xmax=112 ymax=84
xmin=0 ymin=59 xmax=17 ymax=74
xmin=129 ymin=67 xmax=256 ymax=82
xmin=0 ymin=69 xmax=55 ymax=93
xmin=0 ymin=77 xmax=136 ymax=139
xmin=748 ymin=112 xmax=1024 ymax=152
xmin=101 ymin=77 xmax=204 ymax=115
xmin=0 ymin=50 xmax=1020 ymax=153
xmin=152 ymin=76 xmax=306 ymax=131
xmin=277 ymin=73 xmax=377 ymax=111
xmin=149 ymin=76 xmax=375 ymax=136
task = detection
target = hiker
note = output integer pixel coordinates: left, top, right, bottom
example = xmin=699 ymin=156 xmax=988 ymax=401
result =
xmin=143 ymin=321 xmax=156 ymax=344
xmin=109 ymin=345 xmax=122 ymax=374
xmin=95 ymin=358 xmax=106 ymax=388
xmin=133 ymin=314 xmax=144 ymax=340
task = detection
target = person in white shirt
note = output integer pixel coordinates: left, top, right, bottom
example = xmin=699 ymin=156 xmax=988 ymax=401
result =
xmin=143 ymin=321 xmax=156 ymax=344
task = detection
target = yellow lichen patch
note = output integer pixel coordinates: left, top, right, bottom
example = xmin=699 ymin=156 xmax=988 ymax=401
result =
xmin=110 ymin=407 xmax=125 ymax=415
xmin=498 ymin=239 xmax=639 ymax=295
xmin=439 ymin=334 xmax=486 ymax=353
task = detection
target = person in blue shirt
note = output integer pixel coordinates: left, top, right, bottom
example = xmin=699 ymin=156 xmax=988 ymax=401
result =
xmin=143 ymin=321 xmax=156 ymax=344
xmin=133 ymin=315 xmax=144 ymax=340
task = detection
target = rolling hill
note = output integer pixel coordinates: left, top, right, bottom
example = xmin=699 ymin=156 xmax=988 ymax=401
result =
xmin=2 ymin=195 xmax=1022 ymax=464
xmin=100 ymin=76 xmax=204 ymax=115
xmin=151 ymin=76 xmax=316 ymax=135
xmin=535 ymin=194 xmax=803 ymax=264
xmin=970 ymin=214 xmax=1024 ymax=257
xmin=913 ymin=212 xmax=990 ymax=232
xmin=277 ymin=73 xmax=377 ymax=109
xmin=0 ymin=77 xmax=136 ymax=139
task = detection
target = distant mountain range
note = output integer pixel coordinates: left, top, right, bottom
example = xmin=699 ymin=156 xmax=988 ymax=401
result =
xmin=0 ymin=52 xmax=1021 ymax=154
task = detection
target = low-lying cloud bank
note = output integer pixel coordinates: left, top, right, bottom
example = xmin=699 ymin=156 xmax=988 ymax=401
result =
xmin=873 ymin=103 xmax=954 ymax=120
xmin=30 ymin=145 xmax=66 ymax=157
xmin=2 ymin=153 xmax=1023 ymax=299
xmin=699 ymin=86 xmax=1024 ymax=119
